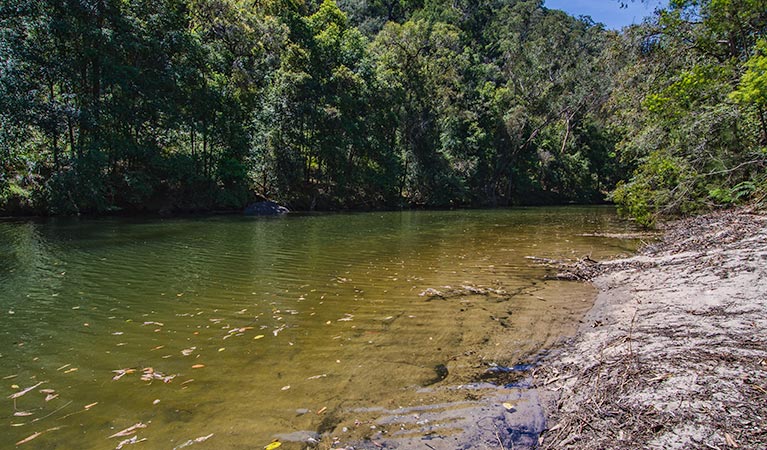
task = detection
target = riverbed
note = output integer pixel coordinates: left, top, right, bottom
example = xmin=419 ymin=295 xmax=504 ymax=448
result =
xmin=0 ymin=207 xmax=641 ymax=449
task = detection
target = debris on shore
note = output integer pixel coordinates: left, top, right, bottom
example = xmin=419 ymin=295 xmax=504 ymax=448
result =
xmin=535 ymin=208 xmax=767 ymax=449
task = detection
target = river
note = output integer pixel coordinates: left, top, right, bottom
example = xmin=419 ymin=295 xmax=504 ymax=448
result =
xmin=0 ymin=207 xmax=641 ymax=449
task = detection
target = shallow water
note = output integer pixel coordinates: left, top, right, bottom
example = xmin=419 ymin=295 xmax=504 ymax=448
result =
xmin=0 ymin=207 xmax=640 ymax=449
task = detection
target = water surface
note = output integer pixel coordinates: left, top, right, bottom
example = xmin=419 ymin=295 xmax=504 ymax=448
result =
xmin=0 ymin=207 xmax=640 ymax=449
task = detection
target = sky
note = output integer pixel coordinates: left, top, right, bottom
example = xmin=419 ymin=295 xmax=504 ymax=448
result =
xmin=544 ymin=0 xmax=667 ymax=30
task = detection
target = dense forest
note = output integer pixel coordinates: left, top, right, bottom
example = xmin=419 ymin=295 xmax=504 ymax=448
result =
xmin=0 ymin=0 xmax=765 ymax=224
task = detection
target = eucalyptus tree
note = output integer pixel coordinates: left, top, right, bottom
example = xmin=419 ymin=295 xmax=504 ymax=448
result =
xmin=253 ymin=0 xmax=397 ymax=208
xmin=371 ymin=18 xmax=474 ymax=205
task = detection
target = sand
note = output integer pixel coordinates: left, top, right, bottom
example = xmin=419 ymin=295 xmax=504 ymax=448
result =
xmin=537 ymin=208 xmax=767 ymax=449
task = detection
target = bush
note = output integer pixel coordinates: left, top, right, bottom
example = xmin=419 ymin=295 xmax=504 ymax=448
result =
xmin=612 ymin=151 xmax=697 ymax=227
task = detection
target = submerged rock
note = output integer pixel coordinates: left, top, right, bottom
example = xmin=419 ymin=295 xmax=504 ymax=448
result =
xmin=244 ymin=201 xmax=289 ymax=216
xmin=423 ymin=363 xmax=449 ymax=386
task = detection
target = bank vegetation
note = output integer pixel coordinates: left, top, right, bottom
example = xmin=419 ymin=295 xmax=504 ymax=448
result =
xmin=1 ymin=0 xmax=765 ymax=223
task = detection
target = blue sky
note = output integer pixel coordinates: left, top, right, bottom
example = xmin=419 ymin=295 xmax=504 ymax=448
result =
xmin=544 ymin=0 xmax=667 ymax=30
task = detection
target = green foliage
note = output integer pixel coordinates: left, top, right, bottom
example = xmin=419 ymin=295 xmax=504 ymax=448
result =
xmin=6 ymin=0 xmax=761 ymax=218
xmin=612 ymin=151 xmax=697 ymax=227
xmin=730 ymin=40 xmax=767 ymax=107
xmin=609 ymin=0 xmax=767 ymax=225
xmin=708 ymin=181 xmax=757 ymax=204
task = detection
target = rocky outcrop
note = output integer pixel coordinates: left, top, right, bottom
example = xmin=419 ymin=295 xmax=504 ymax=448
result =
xmin=244 ymin=201 xmax=289 ymax=216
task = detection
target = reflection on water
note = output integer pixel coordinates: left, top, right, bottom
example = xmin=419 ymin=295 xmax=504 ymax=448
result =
xmin=0 ymin=207 xmax=640 ymax=449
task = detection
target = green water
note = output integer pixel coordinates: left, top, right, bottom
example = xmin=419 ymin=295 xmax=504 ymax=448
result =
xmin=0 ymin=207 xmax=640 ymax=449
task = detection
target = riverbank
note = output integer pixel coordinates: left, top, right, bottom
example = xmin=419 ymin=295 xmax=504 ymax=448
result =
xmin=536 ymin=207 xmax=767 ymax=449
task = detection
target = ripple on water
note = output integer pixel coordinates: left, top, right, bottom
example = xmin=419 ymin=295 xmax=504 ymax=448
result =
xmin=0 ymin=207 xmax=642 ymax=449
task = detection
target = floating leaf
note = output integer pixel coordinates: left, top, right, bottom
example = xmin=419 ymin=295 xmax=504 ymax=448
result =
xmin=63 ymin=368 xmax=78 ymax=374
xmin=140 ymin=368 xmax=176 ymax=383
xmin=502 ymin=402 xmax=515 ymax=411
xmin=45 ymin=393 xmax=59 ymax=402
xmin=13 ymin=411 xmax=34 ymax=417
xmin=173 ymin=433 xmax=214 ymax=450
xmin=191 ymin=364 xmax=205 ymax=369
xmin=16 ymin=427 xmax=61 ymax=445
xmin=116 ymin=435 xmax=147 ymax=449
xmin=8 ymin=382 xmax=44 ymax=400
xmin=253 ymin=335 xmax=265 ymax=340
xmin=109 ymin=422 xmax=147 ymax=439
xmin=17 ymin=431 xmax=44 ymax=445
xmin=112 ymin=369 xmax=136 ymax=381
xmin=280 ymin=385 xmax=290 ymax=391
xmin=85 ymin=402 xmax=98 ymax=409
xmin=264 ymin=441 xmax=282 ymax=450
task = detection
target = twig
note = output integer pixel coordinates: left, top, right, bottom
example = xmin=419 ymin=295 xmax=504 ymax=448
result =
xmin=33 ymin=400 xmax=73 ymax=423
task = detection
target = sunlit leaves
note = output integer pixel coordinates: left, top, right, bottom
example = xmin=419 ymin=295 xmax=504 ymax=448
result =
xmin=731 ymin=40 xmax=767 ymax=107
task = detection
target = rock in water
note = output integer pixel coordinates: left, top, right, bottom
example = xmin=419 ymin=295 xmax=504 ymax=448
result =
xmin=423 ymin=363 xmax=449 ymax=386
xmin=244 ymin=201 xmax=289 ymax=216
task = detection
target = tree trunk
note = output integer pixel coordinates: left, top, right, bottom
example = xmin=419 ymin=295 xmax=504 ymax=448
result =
xmin=67 ymin=116 xmax=77 ymax=159
xmin=560 ymin=113 xmax=571 ymax=155
xmin=758 ymin=105 xmax=767 ymax=146
xmin=191 ymin=123 xmax=196 ymax=174
xmin=49 ymin=82 xmax=60 ymax=170
xmin=203 ymin=124 xmax=208 ymax=179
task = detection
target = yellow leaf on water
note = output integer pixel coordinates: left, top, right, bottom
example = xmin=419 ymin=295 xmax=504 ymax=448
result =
xmin=84 ymin=402 xmax=98 ymax=409
xmin=253 ymin=335 xmax=265 ymax=340
xmin=191 ymin=364 xmax=205 ymax=369
xmin=264 ymin=441 xmax=282 ymax=450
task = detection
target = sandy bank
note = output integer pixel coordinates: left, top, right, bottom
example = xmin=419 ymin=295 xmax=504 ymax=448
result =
xmin=537 ymin=208 xmax=767 ymax=449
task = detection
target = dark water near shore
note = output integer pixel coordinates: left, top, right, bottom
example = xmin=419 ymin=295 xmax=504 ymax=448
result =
xmin=0 ymin=207 xmax=641 ymax=449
